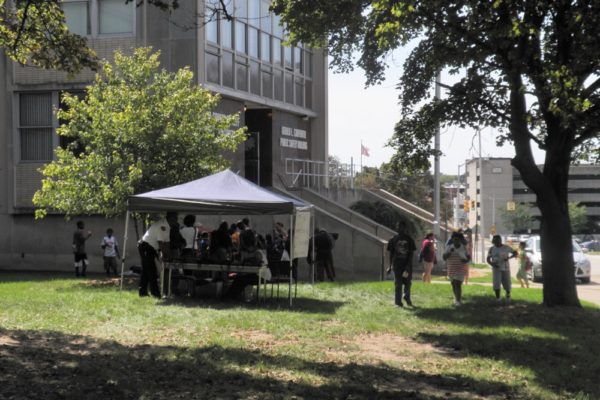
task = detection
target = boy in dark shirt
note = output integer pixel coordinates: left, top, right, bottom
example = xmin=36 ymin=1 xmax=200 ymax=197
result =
xmin=73 ymin=220 xmax=92 ymax=277
xmin=386 ymin=221 xmax=416 ymax=307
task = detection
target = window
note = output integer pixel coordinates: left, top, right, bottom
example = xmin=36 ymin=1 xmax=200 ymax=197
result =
xmin=63 ymin=1 xmax=90 ymax=36
xmin=248 ymin=0 xmax=260 ymax=26
xmin=250 ymin=61 xmax=260 ymax=95
xmin=63 ymin=0 xmax=133 ymax=36
xmin=19 ymin=93 xmax=53 ymax=162
xmin=99 ymin=0 xmax=134 ymax=34
xmin=205 ymin=14 xmax=218 ymax=43
xmin=234 ymin=0 xmax=247 ymax=18
xmin=272 ymin=38 xmax=282 ymax=65
xmin=294 ymin=47 xmax=303 ymax=73
xmin=222 ymin=52 xmax=234 ymax=88
xmin=274 ymin=70 xmax=283 ymax=101
xmin=260 ymin=0 xmax=271 ymax=33
xmin=236 ymin=59 xmax=248 ymax=91
xmin=295 ymin=77 xmax=304 ymax=106
xmin=206 ymin=51 xmax=220 ymax=84
xmin=261 ymin=67 xmax=272 ymax=98
xmin=221 ymin=19 xmax=233 ymax=48
xmin=235 ymin=21 xmax=246 ymax=53
xmin=260 ymin=33 xmax=270 ymax=62
xmin=284 ymin=46 xmax=292 ymax=70
xmin=285 ymin=72 xmax=293 ymax=103
xmin=248 ymin=27 xmax=259 ymax=58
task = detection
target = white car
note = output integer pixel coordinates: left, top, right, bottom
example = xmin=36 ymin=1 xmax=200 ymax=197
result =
xmin=525 ymin=236 xmax=592 ymax=283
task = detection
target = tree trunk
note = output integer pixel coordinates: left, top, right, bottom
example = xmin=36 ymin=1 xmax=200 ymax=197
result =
xmin=538 ymin=196 xmax=580 ymax=307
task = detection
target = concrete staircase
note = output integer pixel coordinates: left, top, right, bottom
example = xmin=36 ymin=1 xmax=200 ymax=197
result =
xmin=273 ymin=187 xmax=395 ymax=281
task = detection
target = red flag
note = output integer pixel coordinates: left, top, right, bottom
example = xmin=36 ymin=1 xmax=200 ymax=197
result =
xmin=361 ymin=144 xmax=370 ymax=157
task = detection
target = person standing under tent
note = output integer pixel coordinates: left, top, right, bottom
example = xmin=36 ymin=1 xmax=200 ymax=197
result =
xmin=137 ymin=216 xmax=170 ymax=298
xmin=386 ymin=221 xmax=416 ymax=307
xmin=72 ymin=220 xmax=92 ymax=277
xmin=180 ymin=214 xmax=197 ymax=259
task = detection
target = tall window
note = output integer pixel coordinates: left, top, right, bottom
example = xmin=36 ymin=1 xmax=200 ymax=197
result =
xmin=99 ymin=0 xmax=134 ymax=34
xmin=63 ymin=1 xmax=90 ymax=36
xmin=19 ymin=93 xmax=53 ymax=162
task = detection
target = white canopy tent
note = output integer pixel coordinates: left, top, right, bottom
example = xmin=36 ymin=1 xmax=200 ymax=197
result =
xmin=119 ymin=169 xmax=313 ymax=306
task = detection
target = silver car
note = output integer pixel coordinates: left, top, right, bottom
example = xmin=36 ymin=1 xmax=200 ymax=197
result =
xmin=525 ymin=236 xmax=592 ymax=283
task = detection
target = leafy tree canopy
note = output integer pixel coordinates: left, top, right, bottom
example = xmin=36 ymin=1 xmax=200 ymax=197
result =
xmin=569 ymin=202 xmax=588 ymax=234
xmin=272 ymin=0 xmax=600 ymax=306
xmin=33 ymin=47 xmax=246 ymax=218
xmin=499 ymin=203 xmax=534 ymax=233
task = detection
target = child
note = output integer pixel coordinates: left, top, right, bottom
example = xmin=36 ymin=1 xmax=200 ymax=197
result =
xmin=73 ymin=220 xmax=92 ymax=277
xmin=101 ymin=228 xmax=120 ymax=276
xmin=516 ymin=241 xmax=530 ymax=288
xmin=487 ymin=235 xmax=518 ymax=304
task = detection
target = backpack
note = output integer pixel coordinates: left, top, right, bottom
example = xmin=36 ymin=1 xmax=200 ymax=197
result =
xmin=418 ymin=240 xmax=431 ymax=262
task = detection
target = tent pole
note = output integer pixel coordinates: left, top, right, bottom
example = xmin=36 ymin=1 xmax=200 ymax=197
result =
xmin=120 ymin=211 xmax=131 ymax=290
xmin=289 ymin=213 xmax=293 ymax=307
xmin=311 ymin=210 xmax=315 ymax=285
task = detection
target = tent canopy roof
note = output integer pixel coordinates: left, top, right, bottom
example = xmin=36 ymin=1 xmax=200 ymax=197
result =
xmin=128 ymin=169 xmax=309 ymax=215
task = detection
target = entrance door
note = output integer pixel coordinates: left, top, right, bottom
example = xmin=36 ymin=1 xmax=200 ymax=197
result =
xmin=244 ymin=109 xmax=272 ymax=186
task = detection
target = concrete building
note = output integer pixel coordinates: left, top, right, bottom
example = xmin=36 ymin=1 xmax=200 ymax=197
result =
xmin=0 ymin=1 xmax=328 ymax=271
xmin=464 ymin=158 xmax=600 ymax=236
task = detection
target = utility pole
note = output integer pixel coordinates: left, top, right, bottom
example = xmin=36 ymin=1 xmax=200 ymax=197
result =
xmin=478 ymin=129 xmax=485 ymax=263
xmin=433 ymin=71 xmax=442 ymax=251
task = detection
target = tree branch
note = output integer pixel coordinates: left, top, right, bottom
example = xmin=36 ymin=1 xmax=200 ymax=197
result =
xmin=12 ymin=0 xmax=33 ymax=53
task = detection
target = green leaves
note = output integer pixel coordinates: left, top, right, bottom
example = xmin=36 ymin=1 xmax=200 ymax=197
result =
xmin=0 ymin=0 xmax=98 ymax=73
xmin=33 ymin=47 xmax=246 ymax=218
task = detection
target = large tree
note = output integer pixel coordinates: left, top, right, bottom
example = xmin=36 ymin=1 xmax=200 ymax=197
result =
xmin=33 ymin=47 xmax=246 ymax=218
xmin=272 ymin=0 xmax=600 ymax=306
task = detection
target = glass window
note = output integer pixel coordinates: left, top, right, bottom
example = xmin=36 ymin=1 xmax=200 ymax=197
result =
xmin=63 ymin=1 xmax=90 ymax=36
xmin=273 ymin=14 xmax=283 ymax=38
xmin=248 ymin=0 xmax=260 ymax=26
xmin=305 ymin=50 xmax=312 ymax=77
xmin=221 ymin=19 xmax=233 ymax=48
xmin=206 ymin=52 xmax=220 ymax=84
xmin=234 ymin=0 xmax=247 ymax=18
xmin=294 ymin=47 xmax=302 ymax=73
xmin=274 ymin=70 xmax=283 ymax=101
xmin=260 ymin=33 xmax=270 ymax=62
xmin=272 ymin=37 xmax=282 ymax=65
xmin=295 ymin=77 xmax=304 ymax=107
xmin=285 ymin=72 xmax=294 ymax=103
xmin=19 ymin=93 xmax=53 ymax=161
xmin=235 ymin=21 xmax=246 ymax=53
xmin=236 ymin=60 xmax=248 ymax=91
xmin=250 ymin=61 xmax=260 ymax=95
xmin=205 ymin=15 xmax=218 ymax=43
xmin=248 ymin=27 xmax=259 ymax=58
xmin=284 ymin=46 xmax=292 ymax=70
xmin=222 ymin=52 xmax=234 ymax=88
xmin=99 ymin=0 xmax=134 ymax=34
xmin=305 ymin=80 xmax=312 ymax=109
xmin=261 ymin=67 xmax=272 ymax=98
xmin=260 ymin=0 xmax=271 ymax=33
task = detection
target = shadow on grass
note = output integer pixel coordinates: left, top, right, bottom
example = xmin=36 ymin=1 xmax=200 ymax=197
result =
xmin=0 ymin=327 xmax=518 ymax=400
xmin=412 ymin=295 xmax=600 ymax=397
xmin=0 ymin=270 xmax=110 ymax=283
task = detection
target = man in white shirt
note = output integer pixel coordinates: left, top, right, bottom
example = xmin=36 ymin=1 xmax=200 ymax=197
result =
xmin=101 ymin=228 xmax=120 ymax=276
xmin=138 ymin=216 xmax=171 ymax=297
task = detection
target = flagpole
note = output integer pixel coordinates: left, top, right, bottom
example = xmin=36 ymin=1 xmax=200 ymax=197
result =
xmin=360 ymin=139 xmax=363 ymax=176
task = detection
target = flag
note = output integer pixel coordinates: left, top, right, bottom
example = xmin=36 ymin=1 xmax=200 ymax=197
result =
xmin=361 ymin=144 xmax=370 ymax=157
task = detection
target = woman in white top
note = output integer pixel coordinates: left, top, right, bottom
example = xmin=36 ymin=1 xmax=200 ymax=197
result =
xmin=180 ymin=214 xmax=197 ymax=258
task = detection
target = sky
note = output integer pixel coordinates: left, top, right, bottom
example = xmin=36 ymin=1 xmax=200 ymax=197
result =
xmin=327 ymin=49 xmax=546 ymax=175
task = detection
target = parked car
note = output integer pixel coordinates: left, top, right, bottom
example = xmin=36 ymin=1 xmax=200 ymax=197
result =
xmin=525 ymin=236 xmax=592 ymax=283
xmin=581 ymin=240 xmax=600 ymax=252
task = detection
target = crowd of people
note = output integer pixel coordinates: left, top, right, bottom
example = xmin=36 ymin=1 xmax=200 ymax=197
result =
xmin=387 ymin=222 xmax=530 ymax=308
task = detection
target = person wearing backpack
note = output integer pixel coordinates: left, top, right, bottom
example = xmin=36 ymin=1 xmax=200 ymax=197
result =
xmin=419 ymin=232 xmax=437 ymax=283
xmin=386 ymin=221 xmax=417 ymax=307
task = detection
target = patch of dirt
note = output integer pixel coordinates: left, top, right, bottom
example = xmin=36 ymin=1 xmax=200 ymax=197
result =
xmin=468 ymin=268 xmax=487 ymax=278
xmin=0 ymin=334 xmax=19 ymax=346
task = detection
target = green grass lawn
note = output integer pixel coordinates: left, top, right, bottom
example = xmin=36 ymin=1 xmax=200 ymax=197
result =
xmin=0 ymin=271 xmax=598 ymax=399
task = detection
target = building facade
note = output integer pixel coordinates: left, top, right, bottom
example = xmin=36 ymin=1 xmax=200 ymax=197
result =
xmin=464 ymin=158 xmax=600 ymax=236
xmin=0 ymin=1 xmax=328 ymax=270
